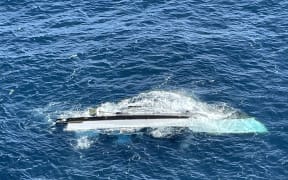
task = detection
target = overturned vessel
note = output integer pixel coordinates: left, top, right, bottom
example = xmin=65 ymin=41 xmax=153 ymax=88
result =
xmin=56 ymin=114 xmax=190 ymax=130
xmin=55 ymin=91 xmax=268 ymax=134
xmin=55 ymin=110 xmax=267 ymax=134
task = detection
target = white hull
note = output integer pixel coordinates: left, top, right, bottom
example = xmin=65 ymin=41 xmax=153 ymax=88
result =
xmin=63 ymin=117 xmax=267 ymax=134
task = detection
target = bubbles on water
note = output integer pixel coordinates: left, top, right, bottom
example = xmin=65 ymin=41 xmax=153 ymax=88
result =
xmin=147 ymin=127 xmax=186 ymax=138
xmin=74 ymin=131 xmax=99 ymax=150
xmin=76 ymin=136 xmax=93 ymax=149
xmin=149 ymin=128 xmax=168 ymax=138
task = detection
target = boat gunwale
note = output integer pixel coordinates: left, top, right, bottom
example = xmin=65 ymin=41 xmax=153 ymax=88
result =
xmin=56 ymin=114 xmax=190 ymax=124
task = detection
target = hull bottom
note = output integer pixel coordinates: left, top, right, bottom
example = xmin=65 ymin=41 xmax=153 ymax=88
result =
xmin=61 ymin=117 xmax=267 ymax=134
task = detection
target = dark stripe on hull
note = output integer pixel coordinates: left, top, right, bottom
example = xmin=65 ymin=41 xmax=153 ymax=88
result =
xmin=56 ymin=115 xmax=190 ymax=124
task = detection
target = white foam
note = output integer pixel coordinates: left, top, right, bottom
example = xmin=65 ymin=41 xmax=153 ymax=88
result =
xmin=148 ymin=127 xmax=182 ymax=138
xmin=95 ymin=90 xmax=237 ymax=121
xmin=75 ymin=136 xmax=93 ymax=150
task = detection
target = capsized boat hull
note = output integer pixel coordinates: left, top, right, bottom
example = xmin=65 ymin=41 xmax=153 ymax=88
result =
xmin=55 ymin=115 xmax=267 ymax=134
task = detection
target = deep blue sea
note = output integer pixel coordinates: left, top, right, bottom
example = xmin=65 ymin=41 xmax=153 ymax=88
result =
xmin=1 ymin=0 xmax=288 ymax=179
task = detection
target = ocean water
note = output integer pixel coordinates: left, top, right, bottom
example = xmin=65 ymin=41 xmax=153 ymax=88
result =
xmin=1 ymin=0 xmax=288 ymax=179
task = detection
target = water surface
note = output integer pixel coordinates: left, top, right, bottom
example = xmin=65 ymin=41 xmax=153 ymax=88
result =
xmin=1 ymin=0 xmax=287 ymax=179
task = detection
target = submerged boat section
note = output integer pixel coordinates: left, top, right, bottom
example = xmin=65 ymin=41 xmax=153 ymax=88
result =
xmin=55 ymin=114 xmax=267 ymax=134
